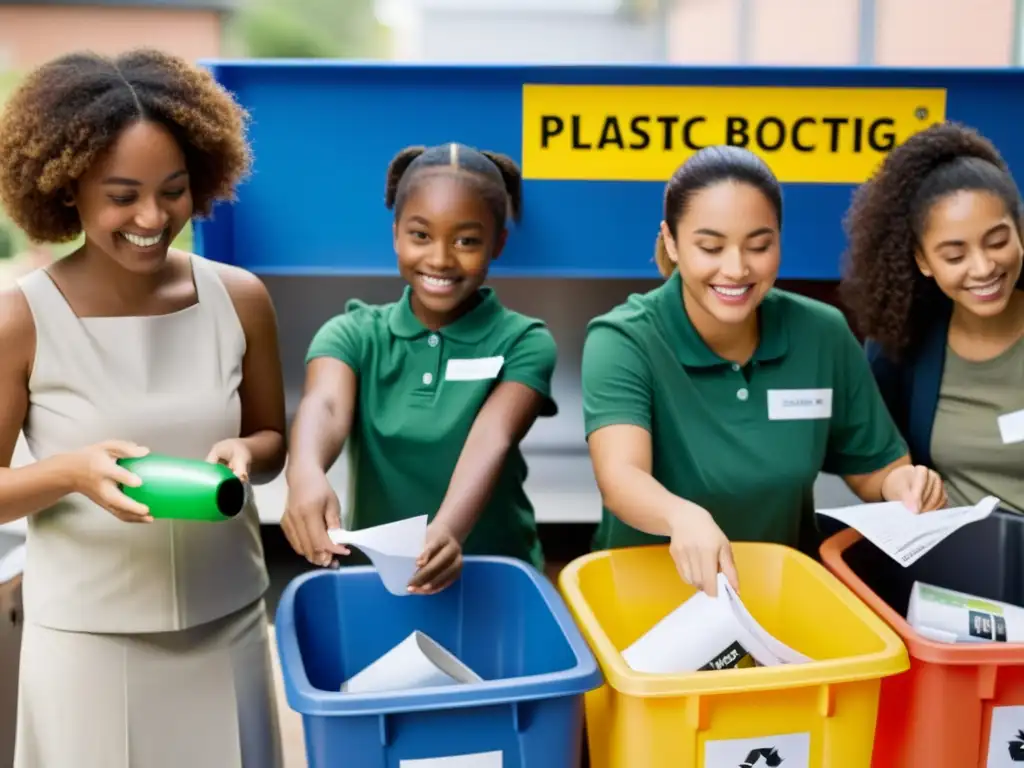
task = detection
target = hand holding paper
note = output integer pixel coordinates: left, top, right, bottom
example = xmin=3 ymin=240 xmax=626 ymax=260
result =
xmin=328 ymin=515 xmax=429 ymax=596
xmin=407 ymin=520 xmax=463 ymax=595
xmin=880 ymin=463 xmax=947 ymax=513
xmin=668 ymin=502 xmax=740 ymax=597
xmin=817 ymin=495 xmax=1000 ymax=567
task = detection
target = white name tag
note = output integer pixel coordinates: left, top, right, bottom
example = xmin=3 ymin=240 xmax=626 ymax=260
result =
xmin=767 ymin=388 xmax=833 ymax=421
xmin=444 ymin=356 xmax=504 ymax=381
xmin=997 ymin=408 xmax=1024 ymax=444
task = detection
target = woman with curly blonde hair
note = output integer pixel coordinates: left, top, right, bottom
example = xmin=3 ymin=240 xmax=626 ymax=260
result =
xmin=0 ymin=49 xmax=285 ymax=768
xmin=841 ymin=121 xmax=1024 ymax=514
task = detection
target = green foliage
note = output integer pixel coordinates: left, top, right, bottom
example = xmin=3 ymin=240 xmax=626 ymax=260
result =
xmin=291 ymin=0 xmax=383 ymax=59
xmin=231 ymin=0 xmax=388 ymax=60
xmin=0 ymin=70 xmax=22 ymax=259
xmin=0 ymin=223 xmax=12 ymax=261
xmin=0 ymin=70 xmax=19 ymax=101
xmin=233 ymin=3 xmax=342 ymax=59
xmin=174 ymin=222 xmax=194 ymax=253
xmin=618 ymin=0 xmax=664 ymax=20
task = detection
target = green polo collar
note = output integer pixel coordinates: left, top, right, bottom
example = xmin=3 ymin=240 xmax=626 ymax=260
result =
xmin=656 ymin=269 xmax=788 ymax=368
xmin=387 ymin=286 xmax=503 ymax=343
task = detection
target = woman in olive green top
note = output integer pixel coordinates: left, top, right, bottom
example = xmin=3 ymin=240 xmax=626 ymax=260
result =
xmin=282 ymin=143 xmax=557 ymax=593
xmin=841 ymin=122 xmax=1024 ymax=514
xmin=582 ymin=145 xmax=947 ymax=597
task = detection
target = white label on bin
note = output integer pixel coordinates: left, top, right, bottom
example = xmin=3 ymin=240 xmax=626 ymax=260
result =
xmin=704 ymin=732 xmax=809 ymax=767
xmin=400 ymin=751 xmax=502 ymax=768
xmin=987 ymin=706 xmax=1024 ymax=767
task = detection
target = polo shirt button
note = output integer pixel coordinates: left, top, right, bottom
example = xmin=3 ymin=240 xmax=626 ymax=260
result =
xmin=731 ymin=363 xmax=740 ymax=372
xmin=422 ymin=372 xmax=433 ymax=385
xmin=428 ymin=334 xmax=439 ymax=347
xmin=737 ymin=388 xmax=749 ymax=401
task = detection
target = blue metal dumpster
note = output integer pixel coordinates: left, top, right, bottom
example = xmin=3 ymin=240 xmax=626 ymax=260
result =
xmin=195 ymin=61 xmax=1024 ymax=281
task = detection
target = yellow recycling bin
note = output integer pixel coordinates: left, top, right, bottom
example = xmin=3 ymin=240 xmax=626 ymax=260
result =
xmin=558 ymin=543 xmax=909 ymax=768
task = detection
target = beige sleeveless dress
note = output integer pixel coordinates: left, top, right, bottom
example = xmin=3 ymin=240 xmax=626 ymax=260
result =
xmin=11 ymin=254 xmax=284 ymax=768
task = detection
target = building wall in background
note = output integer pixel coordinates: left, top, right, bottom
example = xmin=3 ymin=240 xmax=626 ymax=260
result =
xmin=0 ymin=5 xmax=223 ymax=70
xmin=669 ymin=0 xmax=1016 ymax=67
xmin=414 ymin=9 xmax=660 ymax=63
xmin=875 ymin=0 xmax=1014 ymax=66
xmin=748 ymin=0 xmax=860 ymax=65
xmin=388 ymin=0 xmax=1019 ymax=67
xmin=666 ymin=0 xmax=743 ymax=63
xmin=383 ymin=0 xmax=662 ymax=62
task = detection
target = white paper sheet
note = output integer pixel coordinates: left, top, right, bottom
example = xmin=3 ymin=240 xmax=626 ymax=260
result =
xmin=621 ymin=580 xmax=757 ymax=673
xmin=341 ymin=630 xmax=482 ymax=694
xmin=721 ymin=578 xmax=811 ymax=665
xmin=328 ymin=515 xmax=428 ymax=596
xmin=816 ymin=495 xmax=1000 ymax=567
xmin=622 ymin=573 xmax=811 ymax=673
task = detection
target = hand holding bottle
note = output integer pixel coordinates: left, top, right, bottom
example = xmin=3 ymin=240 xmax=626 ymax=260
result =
xmin=67 ymin=440 xmax=153 ymax=523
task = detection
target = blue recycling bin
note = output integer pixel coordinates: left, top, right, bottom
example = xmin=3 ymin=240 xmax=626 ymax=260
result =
xmin=275 ymin=556 xmax=603 ymax=767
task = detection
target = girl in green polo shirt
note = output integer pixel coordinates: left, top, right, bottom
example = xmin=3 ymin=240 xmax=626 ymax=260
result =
xmin=581 ymin=144 xmax=947 ymax=597
xmin=282 ymin=142 xmax=557 ymax=594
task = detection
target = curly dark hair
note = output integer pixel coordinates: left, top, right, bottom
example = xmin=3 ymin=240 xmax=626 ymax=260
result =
xmin=839 ymin=121 xmax=1023 ymax=360
xmin=0 ymin=48 xmax=252 ymax=243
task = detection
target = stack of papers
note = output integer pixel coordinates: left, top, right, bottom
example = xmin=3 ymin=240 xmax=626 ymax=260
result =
xmin=908 ymin=581 xmax=1024 ymax=645
xmin=817 ymin=495 xmax=1000 ymax=567
xmin=622 ymin=573 xmax=811 ymax=674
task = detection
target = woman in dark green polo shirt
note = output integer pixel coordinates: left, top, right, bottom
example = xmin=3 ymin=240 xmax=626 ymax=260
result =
xmin=282 ymin=143 xmax=557 ymax=594
xmin=582 ymin=145 xmax=946 ymax=597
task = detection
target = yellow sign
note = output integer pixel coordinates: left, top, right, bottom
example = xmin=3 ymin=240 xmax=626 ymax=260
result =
xmin=521 ymin=84 xmax=947 ymax=184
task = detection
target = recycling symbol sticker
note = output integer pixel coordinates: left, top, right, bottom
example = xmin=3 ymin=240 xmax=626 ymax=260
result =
xmin=704 ymin=732 xmax=809 ymax=768
xmin=988 ymin=707 xmax=1024 ymax=767
xmin=1009 ymin=730 xmax=1024 ymax=762
xmin=740 ymin=747 xmax=784 ymax=767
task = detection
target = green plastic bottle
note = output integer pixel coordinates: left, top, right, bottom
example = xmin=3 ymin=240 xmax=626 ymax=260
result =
xmin=117 ymin=454 xmax=249 ymax=522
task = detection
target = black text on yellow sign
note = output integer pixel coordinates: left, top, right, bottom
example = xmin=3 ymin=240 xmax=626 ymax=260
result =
xmin=521 ymin=84 xmax=948 ymax=184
